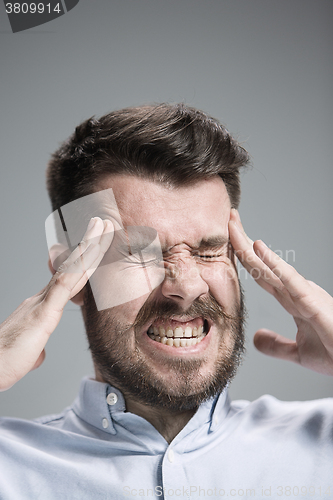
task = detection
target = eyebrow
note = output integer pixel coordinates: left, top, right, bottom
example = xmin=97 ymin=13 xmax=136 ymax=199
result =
xmin=115 ymin=230 xmax=161 ymax=255
xmin=193 ymin=235 xmax=229 ymax=251
xmin=162 ymin=235 xmax=229 ymax=253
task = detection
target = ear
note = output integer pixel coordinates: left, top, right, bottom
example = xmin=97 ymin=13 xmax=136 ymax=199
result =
xmin=48 ymin=244 xmax=85 ymax=306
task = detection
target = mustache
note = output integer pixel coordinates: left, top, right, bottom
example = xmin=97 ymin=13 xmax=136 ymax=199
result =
xmin=132 ymin=293 xmax=242 ymax=330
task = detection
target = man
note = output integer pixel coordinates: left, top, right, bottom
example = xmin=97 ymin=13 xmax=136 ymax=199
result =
xmin=0 ymin=103 xmax=332 ymax=499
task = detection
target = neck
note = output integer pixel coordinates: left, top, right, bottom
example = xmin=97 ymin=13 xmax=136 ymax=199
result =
xmin=95 ymin=369 xmax=196 ymax=443
xmin=125 ymin=397 xmax=196 ymax=443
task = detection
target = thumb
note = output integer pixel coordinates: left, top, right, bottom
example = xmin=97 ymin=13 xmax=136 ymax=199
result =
xmin=253 ymin=329 xmax=299 ymax=364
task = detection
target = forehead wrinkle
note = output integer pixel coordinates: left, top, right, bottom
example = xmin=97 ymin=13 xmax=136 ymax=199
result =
xmin=97 ymin=175 xmax=231 ymax=252
xmin=110 ymin=201 xmax=229 ymax=255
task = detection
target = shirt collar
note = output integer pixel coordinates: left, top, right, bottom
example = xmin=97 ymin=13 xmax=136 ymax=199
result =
xmin=72 ymin=377 xmax=230 ymax=438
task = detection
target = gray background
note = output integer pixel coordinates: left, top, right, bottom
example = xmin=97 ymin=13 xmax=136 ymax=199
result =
xmin=0 ymin=0 xmax=332 ymax=419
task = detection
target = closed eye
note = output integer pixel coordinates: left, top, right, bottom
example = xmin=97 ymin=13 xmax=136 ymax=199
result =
xmin=195 ymin=253 xmax=225 ymax=261
xmin=197 ymin=254 xmax=222 ymax=258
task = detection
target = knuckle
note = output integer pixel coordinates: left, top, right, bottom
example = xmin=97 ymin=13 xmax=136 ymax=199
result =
xmin=22 ymin=296 xmax=35 ymax=307
xmin=272 ymin=266 xmax=284 ymax=281
xmin=57 ymin=262 xmax=67 ymax=273
xmin=53 ymin=273 xmax=71 ymax=292
xmin=272 ymin=284 xmax=284 ymax=298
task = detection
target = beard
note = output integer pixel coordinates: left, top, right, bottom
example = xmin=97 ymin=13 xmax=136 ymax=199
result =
xmin=83 ymin=283 xmax=246 ymax=412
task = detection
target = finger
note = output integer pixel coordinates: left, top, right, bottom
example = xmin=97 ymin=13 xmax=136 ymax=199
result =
xmin=253 ymin=240 xmax=314 ymax=308
xmin=54 ymin=217 xmax=110 ymax=277
xmin=229 ymin=209 xmax=253 ymax=246
xmin=50 ymin=218 xmax=104 ymax=272
xmin=70 ymin=220 xmax=114 ymax=297
xmin=229 ymin=211 xmax=283 ymax=292
xmin=58 ymin=219 xmax=114 ymax=294
xmin=98 ymin=219 xmax=114 ymax=254
xmin=59 ymin=217 xmax=105 ymax=272
xmin=253 ymin=328 xmax=299 ymax=364
xmin=61 ymin=218 xmax=114 ymax=297
xmin=76 ymin=218 xmax=114 ymax=275
xmin=254 ymin=241 xmax=333 ymax=339
xmin=44 ymin=219 xmax=114 ymax=308
xmin=229 ymin=213 xmax=301 ymax=317
xmin=49 ymin=244 xmax=71 ymax=273
xmin=45 ymin=243 xmax=101 ymax=308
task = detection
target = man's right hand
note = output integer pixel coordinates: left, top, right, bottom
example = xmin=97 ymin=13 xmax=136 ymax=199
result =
xmin=0 ymin=217 xmax=113 ymax=391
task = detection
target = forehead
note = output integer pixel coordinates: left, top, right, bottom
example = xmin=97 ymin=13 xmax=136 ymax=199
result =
xmin=96 ymin=175 xmax=231 ymax=248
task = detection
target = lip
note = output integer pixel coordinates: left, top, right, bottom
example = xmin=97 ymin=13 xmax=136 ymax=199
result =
xmin=150 ymin=316 xmax=205 ymax=330
xmin=138 ymin=318 xmax=213 ymax=357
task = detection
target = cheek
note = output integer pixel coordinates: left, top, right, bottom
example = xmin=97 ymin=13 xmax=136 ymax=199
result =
xmin=107 ymin=292 xmax=152 ymax=325
xmin=200 ymin=262 xmax=240 ymax=305
xmin=88 ymin=261 xmax=164 ymax=312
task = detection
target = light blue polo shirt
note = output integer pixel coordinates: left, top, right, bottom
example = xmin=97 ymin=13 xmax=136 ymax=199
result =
xmin=0 ymin=377 xmax=332 ymax=499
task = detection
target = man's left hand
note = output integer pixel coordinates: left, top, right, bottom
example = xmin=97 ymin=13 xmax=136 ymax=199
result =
xmin=229 ymin=209 xmax=333 ymax=376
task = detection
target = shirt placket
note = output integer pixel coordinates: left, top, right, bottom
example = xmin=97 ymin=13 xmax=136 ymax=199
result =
xmin=161 ymin=444 xmax=191 ymax=500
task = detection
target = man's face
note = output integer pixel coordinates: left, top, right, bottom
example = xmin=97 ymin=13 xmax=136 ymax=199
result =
xmin=83 ymin=175 xmax=245 ymax=411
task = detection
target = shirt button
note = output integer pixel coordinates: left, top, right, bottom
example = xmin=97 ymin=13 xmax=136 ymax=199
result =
xmin=107 ymin=392 xmax=118 ymax=405
xmin=102 ymin=418 xmax=109 ymax=429
xmin=167 ymin=448 xmax=174 ymax=463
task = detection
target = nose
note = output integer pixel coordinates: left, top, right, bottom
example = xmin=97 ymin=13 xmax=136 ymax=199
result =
xmin=161 ymin=258 xmax=209 ymax=309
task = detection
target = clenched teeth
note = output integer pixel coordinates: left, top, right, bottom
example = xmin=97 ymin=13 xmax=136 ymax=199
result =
xmin=147 ymin=324 xmax=207 ymax=348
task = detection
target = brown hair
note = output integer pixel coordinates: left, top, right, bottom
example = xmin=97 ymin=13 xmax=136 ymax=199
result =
xmin=46 ymin=103 xmax=249 ymax=210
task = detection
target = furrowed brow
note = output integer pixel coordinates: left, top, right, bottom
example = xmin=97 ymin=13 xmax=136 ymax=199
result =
xmin=113 ymin=227 xmax=160 ymax=255
xmin=162 ymin=235 xmax=229 ymax=254
xmin=116 ymin=241 xmax=158 ymax=255
xmin=119 ymin=238 xmax=161 ymax=256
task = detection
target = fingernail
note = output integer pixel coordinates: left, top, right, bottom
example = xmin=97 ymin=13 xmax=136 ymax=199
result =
xmin=87 ymin=218 xmax=96 ymax=230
